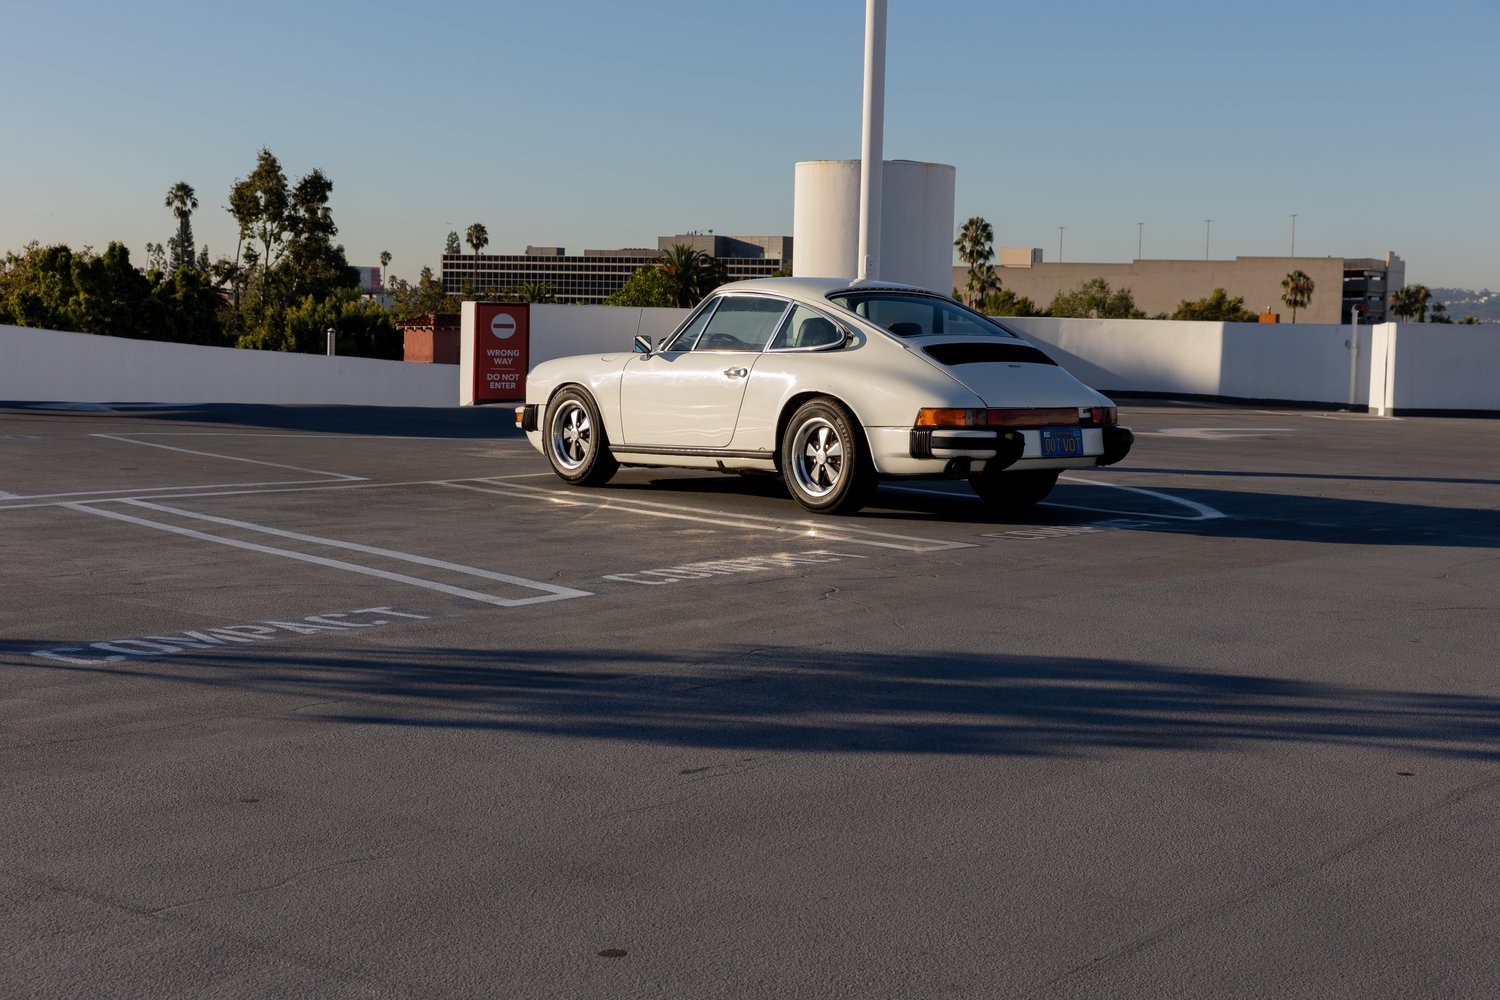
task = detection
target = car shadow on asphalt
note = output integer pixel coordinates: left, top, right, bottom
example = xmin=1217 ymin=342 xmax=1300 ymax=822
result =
xmin=8 ymin=644 xmax=1498 ymax=762
xmin=603 ymin=474 xmax=1500 ymax=549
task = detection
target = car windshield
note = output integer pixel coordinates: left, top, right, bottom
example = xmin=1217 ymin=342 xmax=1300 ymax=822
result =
xmin=828 ymin=291 xmax=1020 ymax=339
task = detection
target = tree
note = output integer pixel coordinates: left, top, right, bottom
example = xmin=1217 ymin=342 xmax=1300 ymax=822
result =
xmin=1280 ymin=269 xmax=1315 ymax=323
xmin=980 ymin=287 xmax=1039 ymax=317
xmin=955 ymin=216 xmax=999 ymax=309
xmin=656 ymin=243 xmax=725 ymax=307
xmin=228 ymin=148 xmax=290 ymax=276
xmin=379 ymin=250 xmax=392 ymax=287
xmin=0 ymin=241 xmax=226 ymax=346
xmin=466 ymin=223 xmax=489 ymax=259
xmin=1428 ymin=300 xmax=1450 ymax=324
xmin=279 ymin=167 xmax=357 ymax=303
xmin=163 ymin=181 xmax=199 ymax=272
xmin=390 ymin=266 xmax=460 ymax=321
xmin=515 ymin=281 xmax=553 ymax=303
xmin=1391 ymin=284 xmax=1430 ymax=322
xmin=1047 ymin=278 xmax=1144 ymax=319
xmin=1172 ymin=288 xmax=1259 ymax=322
xmin=605 ymin=266 xmax=675 ymax=307
xmin=222 ymin=149 xmax=359 ymax=349
xmin=444 ymin=231 xmax=461 ymax=256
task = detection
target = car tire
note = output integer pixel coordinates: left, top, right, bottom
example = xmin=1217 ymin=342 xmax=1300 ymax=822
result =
xmin=968 ymin=468 xmax=1059 ymax=512
xmin=781 ymin=398 xmax=875 ymax=514
xmin=544 ymin=387 xmax=618 ymax=486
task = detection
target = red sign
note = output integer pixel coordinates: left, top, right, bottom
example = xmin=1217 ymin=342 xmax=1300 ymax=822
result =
xmin=473 ymin=303 xmax=529 ymax=402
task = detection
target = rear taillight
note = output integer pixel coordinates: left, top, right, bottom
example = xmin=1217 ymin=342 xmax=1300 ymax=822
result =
xmin=1085 ymin=406 xmax=1118 ymax=425
xmin=915 ymin=406 xmax=1086 ymax=428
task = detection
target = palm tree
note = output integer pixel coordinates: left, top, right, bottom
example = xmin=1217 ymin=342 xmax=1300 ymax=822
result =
xmin=1280 ymin=269 xmax=1315 ymax=323
xmin=466 ymin=223 xmax=489 ymax=259
xmin=1392 ymin=284 xmax=1431 ymax=323
xmin=164 ymin=181 xmax=198 ymax=272
xmin=515 ymin=281 xmax=553 ymax=303
xmin=955 ymin=217 xmax=998 ymax=309
xmin=379 ymin=249 xmax=392 ymax=287
xmin=656 ymin=243 xmax=726 ymax=308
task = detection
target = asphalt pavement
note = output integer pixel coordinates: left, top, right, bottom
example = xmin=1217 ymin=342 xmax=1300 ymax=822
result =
xmin=2 ymin=400 xmax=1497 ymax=998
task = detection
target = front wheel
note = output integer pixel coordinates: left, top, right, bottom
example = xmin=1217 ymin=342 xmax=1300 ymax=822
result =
xmin=543 ymin=388 xmax=618 ymax=486
xmin=968 ymin=468 xmax=1059 ymax=513
xmin=781 ymin=398 xmax=875 ymax=514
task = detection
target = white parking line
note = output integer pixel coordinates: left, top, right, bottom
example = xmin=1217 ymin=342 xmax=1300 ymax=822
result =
xmin=886 ymin=477 xmax=1226 ymax=522
xmin=0 ymin=475 xmax=556 ymax=511
xmin=92 ymin=434 xmax=365 ymax=480
xmin=1137 ymin=427 xmax=1293 ymax=439
xmin=69 ymin=501 xmax=592 ymax=607
xmin=5 ymin=480 xmax=353 ymax=501
xmin=1055 ymin=475 xmax=1225 ymax=521
xmin=450 ymin=480 xmax=976 ymax=552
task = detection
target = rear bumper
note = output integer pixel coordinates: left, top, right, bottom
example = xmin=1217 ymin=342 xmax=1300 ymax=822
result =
xmin=1100 ymin=424 xmax=1134 ymax=466
xmin=879 ymin=423 xmax=1132 ymax=476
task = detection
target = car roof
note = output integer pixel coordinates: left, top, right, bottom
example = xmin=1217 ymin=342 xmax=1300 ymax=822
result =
xmin=719 ymin=276 xmax=940 ymax=302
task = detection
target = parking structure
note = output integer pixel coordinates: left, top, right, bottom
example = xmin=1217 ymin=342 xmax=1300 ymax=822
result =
xmin=3 ymin=400 xmax=1498 ymax=998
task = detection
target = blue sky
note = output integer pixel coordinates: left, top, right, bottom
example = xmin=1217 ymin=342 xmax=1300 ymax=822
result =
xmin=4 ymin=0 xmax=1497 ymax=290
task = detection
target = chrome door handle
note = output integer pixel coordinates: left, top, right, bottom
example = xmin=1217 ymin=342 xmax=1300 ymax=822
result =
xmin=724 ymin=367 xmax=748 ymax=379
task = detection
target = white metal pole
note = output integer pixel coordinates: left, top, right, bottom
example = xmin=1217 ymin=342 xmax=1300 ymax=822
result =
xmin=1347 ymin=308 xmax=1360 ymax=410
xmin=857 ymin=0 xmax=886 ymax=282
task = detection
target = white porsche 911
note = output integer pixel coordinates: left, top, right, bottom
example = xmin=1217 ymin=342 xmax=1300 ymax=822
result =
xmin=516 ymin=277 xmax=1132 ymax=515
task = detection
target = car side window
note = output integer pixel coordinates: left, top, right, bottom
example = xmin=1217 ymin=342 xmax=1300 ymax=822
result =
xmin=664 ymin=299 xmax=719 ymax=351
xmin=770 ymin=306 xmax=842 ymax=350
xmin=692 ymin=296 xmax=789 ymax=352
xmin=830 ymin=292 xmax=1020 ymax=339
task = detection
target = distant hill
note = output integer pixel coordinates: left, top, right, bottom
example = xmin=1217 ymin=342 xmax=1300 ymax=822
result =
xmin=1429 ymin=287 xmax=1500 ymax=324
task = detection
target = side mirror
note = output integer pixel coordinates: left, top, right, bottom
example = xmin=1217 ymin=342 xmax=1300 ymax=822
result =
xmin=633 ymin=335 xmax=654 ymax=355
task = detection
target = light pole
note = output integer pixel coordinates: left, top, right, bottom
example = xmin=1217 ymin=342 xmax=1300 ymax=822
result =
xmin=857 ymin=0 xmax=887 ymax=282
xmin=1205 ymin=219 xmax=1211 ymax=260
xmin=1137 ymin=222 xmax=1143 ymax=260
xmin=326 ymin=326 xmax=335 ymax=357
xmin=1057 ymin=226 xmax=1064 ymax=263
xmin=1290 ymin=213 xmax=1298 ymax=257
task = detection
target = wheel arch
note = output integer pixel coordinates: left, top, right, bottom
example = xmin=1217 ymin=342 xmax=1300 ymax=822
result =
xmin=775 ymin=391 xmax=874 ymax=475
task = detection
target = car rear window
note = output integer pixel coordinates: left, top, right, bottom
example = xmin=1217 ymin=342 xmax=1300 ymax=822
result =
xmin=828 ymin=292 xmax=1021 ymax=339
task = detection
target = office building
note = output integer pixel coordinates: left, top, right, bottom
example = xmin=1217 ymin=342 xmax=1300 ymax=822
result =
xmin=442 ymin=234 xmax=792 ymax=304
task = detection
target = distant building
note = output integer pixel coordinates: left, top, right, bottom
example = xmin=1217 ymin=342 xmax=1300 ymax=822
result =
xmin=441 ymin=234 xmax=792 ymax=304
xmin=955 ymin=252 xmax=1406 ymax=323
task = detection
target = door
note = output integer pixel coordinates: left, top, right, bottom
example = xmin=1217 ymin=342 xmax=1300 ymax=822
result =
xmin=619 ymin=295 xmax=790 ymax=448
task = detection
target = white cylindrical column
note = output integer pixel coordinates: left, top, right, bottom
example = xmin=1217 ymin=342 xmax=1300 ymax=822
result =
xmin=794 ymin=159 xmax=956 ymax=293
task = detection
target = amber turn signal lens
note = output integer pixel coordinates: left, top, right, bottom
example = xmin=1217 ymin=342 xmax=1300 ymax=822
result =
xmin=914 ymin=408 xmax=983 ymax=427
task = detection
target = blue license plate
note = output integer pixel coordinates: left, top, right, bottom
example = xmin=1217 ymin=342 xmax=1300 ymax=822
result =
xmin=1040 ymin=426 xmax=1084 ymax=458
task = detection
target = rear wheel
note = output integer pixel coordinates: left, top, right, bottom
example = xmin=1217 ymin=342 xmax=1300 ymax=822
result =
xmin=544 ymin=388 xmax=618 ymax=486
xmin=968 ymin=468 xmax=1059 ymax=513
xmin=781 ymin=398 xmax=875 ymax=514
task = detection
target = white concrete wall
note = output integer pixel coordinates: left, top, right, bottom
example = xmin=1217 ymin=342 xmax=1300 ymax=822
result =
xmin=0 ymin=324 xmax=458 ymax=406
xmin=9 ymin=312 xmax=1495 ymax=415
xmin=1003 ymin=317 xmax=1374 ymax=407
xmin=1380 ymin=323 xmax=1500 ymax=413
xmin=528 ymin=304 xmax=684 ymax=365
